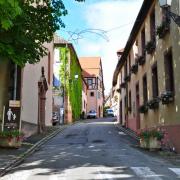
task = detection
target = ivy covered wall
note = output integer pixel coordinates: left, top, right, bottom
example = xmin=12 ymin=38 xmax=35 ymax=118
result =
xmin=59 ymin=47 xmax=82 ymax=121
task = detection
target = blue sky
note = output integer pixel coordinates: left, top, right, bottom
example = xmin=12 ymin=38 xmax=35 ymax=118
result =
xmin=57 ymin=0 xmax=143 ymax=95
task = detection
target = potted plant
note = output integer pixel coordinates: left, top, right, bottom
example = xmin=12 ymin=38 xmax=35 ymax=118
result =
xmin=160 ymin=91 xmax=174 ymax=104
xmin=0 ymin=130 xmax=23 ymax=148
xmin=138 ymin=104 xmax=148 ymax=114
xmin=139 ymin=129 xmax=164 ymax=150
xmin=145 ymin=40 xmax=156 ymax=54
xmin=147 ymin=97 xmax=160 ymax=109
xmin=156 ymin=21 xmax=170 ymax=39
xmin=131 ymin=63 xmax=138 ymax=74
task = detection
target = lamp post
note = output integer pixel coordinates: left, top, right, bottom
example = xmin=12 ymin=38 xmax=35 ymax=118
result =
xmin=158 ymin=0 xmax=180 ymax=26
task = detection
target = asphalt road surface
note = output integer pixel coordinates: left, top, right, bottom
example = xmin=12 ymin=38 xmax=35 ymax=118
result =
xmin=1 ymin=118 xmax=180 ymax=180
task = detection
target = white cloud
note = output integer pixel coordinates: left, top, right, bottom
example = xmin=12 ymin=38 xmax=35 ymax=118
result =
xmin=77 ymin=0 xmax=143 ymax=95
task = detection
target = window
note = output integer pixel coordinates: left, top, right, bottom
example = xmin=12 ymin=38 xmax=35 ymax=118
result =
xmin=143 ymin=74 xmax=148 ymax=103
xmin=150 ymin=8 xmax=156 ymax=42
xmin=164 ymin=49 xmax=174 ymax=92
xmin=162 ymin=7 xmax=170 ymax=24
xmin=129 ymin=54 xmax=131 ymax=73
xmin=124 ymin=62 xmax=127 ymax=78
xmin=84 ymin=100 xmax=86 ymax=109
xmin=141 ymin=27 xmax=146 ymax=56
xmin=90 ymin=92 xmax=94 ymax=97
xmin=87 ymin=78 xmax=93 ymax=86
xmin=152 ymin=64 xmax=159 ymax=98
xmin=98 ymin=92 xmax=101 ymax=99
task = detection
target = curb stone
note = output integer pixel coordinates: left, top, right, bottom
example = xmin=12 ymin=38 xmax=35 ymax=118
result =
xmin=115 ymin=123 xmax=140 ymax=141
xmin=0 ymin=125 xmax=68 ymax=177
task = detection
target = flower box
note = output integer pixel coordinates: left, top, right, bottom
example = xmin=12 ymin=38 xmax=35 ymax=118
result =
xmin=137 ymin=55 xmax=146 ymax=66
xmin=131 ymin=63 xmax=138 ymax=74
xmin=156 ymin=21 xmax=170 ymax=39
xmin=149 ymin=137 xmax=161 ymax=150
xmin=124 ymin=74 xmax=131 ymax=82
xmin=160 ymin=91 xmax=174 ymax=105
xmin=139 ymin=129 xmax=163 ymax=150
xmin=138 ymin=104 xmax=148 ymax=114
xmin=0 ymin=130 xmax=23 ymax=148
xmin=145 ymin=40 xmax=156 ymax=54
xmin=116 ymin=88 xmax=121 ymax=94
xmin=147 ymin=98 xmax=160 ymax=109
xmin=120 ymin=82 xmax=126 ymax=89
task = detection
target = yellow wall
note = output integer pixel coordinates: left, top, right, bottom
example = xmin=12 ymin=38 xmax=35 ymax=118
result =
xmin=116 ymin=0 xmax=180 ymax=130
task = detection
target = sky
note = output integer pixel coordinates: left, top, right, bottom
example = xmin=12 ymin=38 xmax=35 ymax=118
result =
xmin=58 ymin=0 xmax=143 ymax=95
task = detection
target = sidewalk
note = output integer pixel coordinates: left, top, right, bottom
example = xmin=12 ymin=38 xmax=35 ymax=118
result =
xmin=0 ymin=124 xmax=68 ymax=176
xmin=115 ymin=122 xmax=180 ymax=166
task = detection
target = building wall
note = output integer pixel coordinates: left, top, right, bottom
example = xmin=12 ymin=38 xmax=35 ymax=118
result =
xmin=115 ymin=0 xmax=180 ymax=152
xmin=21 ymin=42 xmax=54 ymax=131
xmin=82 ymin=80 xmax=87 ymax=115
xmin=87 ymin=90 xmax=97 ymax=112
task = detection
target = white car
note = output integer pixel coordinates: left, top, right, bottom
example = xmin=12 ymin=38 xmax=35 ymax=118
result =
xmin=87 ymin=110 xmax=97 ymax=119
xmin=106 ymin=109 xmax=114 ymax=117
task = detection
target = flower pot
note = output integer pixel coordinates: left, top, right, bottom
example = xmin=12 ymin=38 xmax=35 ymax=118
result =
xmin=140 ymin=138 xmax=149 ymax=149
xmin=149 ymin=137 xmax=161 ymax=150
xmin=0 ymin=137 xmax=22 ymax=148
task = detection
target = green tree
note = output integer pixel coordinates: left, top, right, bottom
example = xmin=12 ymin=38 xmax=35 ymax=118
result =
xmin=0 ymin=0 xmax=84 ymax=66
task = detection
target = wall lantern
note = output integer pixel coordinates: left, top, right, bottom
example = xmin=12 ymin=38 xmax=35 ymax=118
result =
xmin=158 ymin=0 xmax=180 ymax=26
xmin=74 ymin=74 xmax=79 ymax=79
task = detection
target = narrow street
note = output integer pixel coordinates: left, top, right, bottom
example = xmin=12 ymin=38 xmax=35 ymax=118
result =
xmin=1 ymin=118 xmax=180 ymax=180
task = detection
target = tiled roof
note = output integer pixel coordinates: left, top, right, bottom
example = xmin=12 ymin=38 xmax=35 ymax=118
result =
xmin=117 ymin=48 xmax=124 ymax=53
xmin=79 ymin=57 xmax=101 ymax=77
xmin=54 ymin=35 xmax=69 ymax=45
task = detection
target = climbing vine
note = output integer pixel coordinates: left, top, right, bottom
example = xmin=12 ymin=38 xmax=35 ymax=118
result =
xmin=59 ymin=47 xmax=82 ymax=120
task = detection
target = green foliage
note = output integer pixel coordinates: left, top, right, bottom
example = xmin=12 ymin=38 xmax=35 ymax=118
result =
xmin=139 ymin=129 xmax=164 ymax=141
xmin=0 ymin=0 xmax=22 ymax=30
xmin=59 ymin=47 xmax=82 ymax=120
xmin=0 ymin=130 xmax=23 ymax=138
xmin=0 ymin=0 xmax=85 ymax=66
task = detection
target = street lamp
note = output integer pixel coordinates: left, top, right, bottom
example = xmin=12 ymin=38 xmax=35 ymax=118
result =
xmin=158 ymin=0 xmax=180 ymax=26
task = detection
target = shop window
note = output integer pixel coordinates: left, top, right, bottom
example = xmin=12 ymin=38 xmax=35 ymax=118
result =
xmin=164 ymin=49 xmax=174 ymax=92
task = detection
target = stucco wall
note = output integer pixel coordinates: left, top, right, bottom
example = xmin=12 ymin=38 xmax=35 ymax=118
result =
xmin=115 ymin=0 xmax=180 ymax=151
xmin=21 ymin=42 xmax=54 ymax=127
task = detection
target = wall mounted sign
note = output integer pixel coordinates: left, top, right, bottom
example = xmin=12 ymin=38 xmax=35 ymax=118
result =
xmin=3 ymin=101 xmax=21 ymax=131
